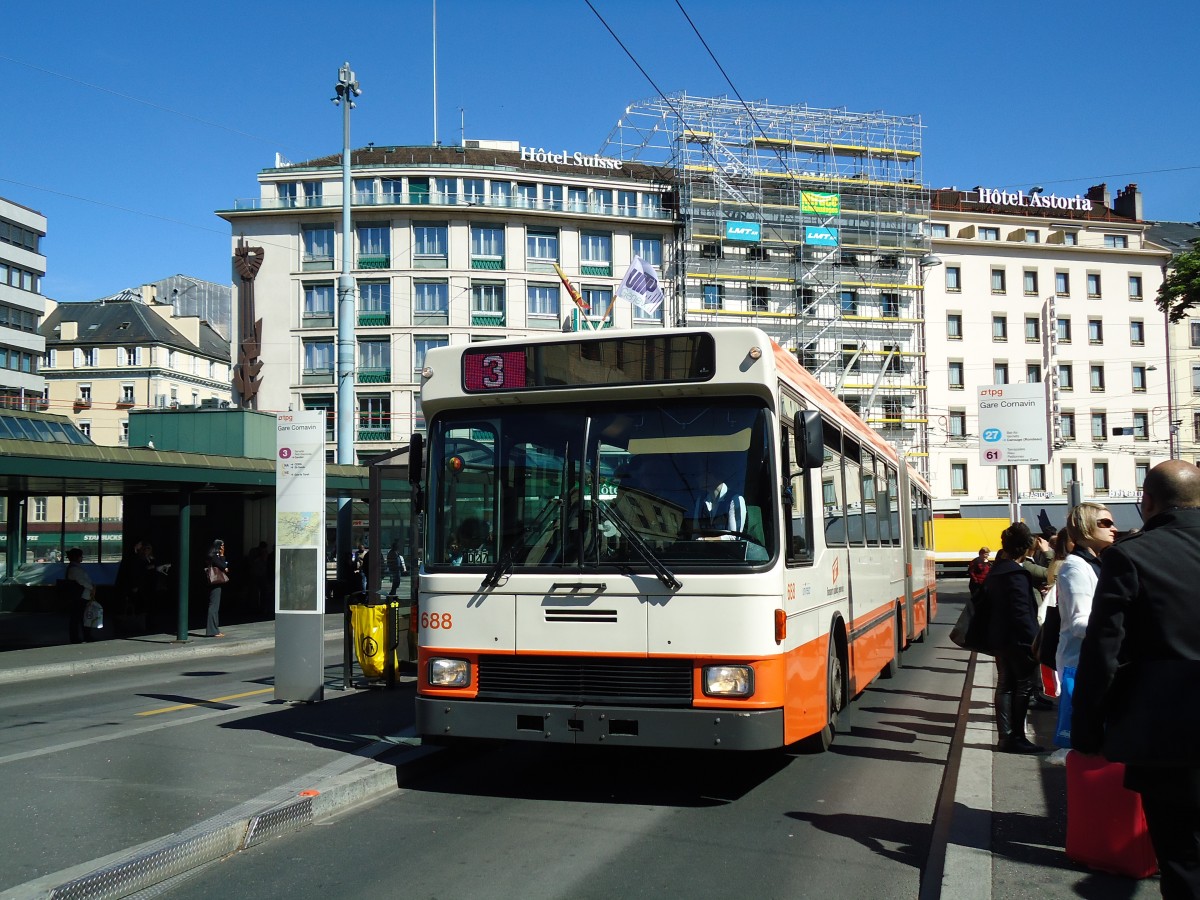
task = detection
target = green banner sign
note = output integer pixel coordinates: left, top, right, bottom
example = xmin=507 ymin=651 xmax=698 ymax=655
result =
xmin=801 ymin=191 xmax=840 ymax=215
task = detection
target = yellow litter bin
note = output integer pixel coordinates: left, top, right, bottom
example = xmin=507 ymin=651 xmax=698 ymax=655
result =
xmin=350 ymin=601 xmax=398 ymax=679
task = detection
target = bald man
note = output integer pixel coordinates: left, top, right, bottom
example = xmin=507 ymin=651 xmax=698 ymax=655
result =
xmin=1073 ymin=460 xmax=1200 ymax=897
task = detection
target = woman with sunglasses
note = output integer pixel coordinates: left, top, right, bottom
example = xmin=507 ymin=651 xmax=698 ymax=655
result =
xmin=1054 ymin=504 xmax=1120 ymax=734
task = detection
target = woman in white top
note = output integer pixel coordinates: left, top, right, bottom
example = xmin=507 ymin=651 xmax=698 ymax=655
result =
xmin=1055 ymin=503 xmax=1119 ymax=676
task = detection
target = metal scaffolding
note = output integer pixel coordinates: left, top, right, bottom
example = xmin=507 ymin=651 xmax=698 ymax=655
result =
xmin=602 ymin=93 xmax=932 ymax=471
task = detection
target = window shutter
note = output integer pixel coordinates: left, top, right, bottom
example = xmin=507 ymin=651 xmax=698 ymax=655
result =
xmin=73 ymin=348 xmax=82 ymax=367
xmin=117 ymin=347 xmax=127 ymax=366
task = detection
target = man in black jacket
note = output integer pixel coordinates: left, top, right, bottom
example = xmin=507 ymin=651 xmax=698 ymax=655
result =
xmin=1072 ymin=460 xmax=1200 ymax=898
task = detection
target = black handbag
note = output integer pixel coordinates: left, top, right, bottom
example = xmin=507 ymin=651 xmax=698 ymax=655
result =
xmin=950 ymin=590 xmax=993 ymax=654
xmin=1037 ymin=605 xmax=1061 ymax=668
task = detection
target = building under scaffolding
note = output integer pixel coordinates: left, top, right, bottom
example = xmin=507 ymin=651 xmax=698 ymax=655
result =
xmin=602 ymin=93 xmax=933 ymax=472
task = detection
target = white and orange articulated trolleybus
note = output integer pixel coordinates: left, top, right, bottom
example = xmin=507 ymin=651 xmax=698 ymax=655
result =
xmin=410 ymin=326 xmax=935 ymax=751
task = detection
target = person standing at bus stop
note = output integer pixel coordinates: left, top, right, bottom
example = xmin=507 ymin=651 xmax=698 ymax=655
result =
xmin=1072 ymin=460 xmax=1200 ymax=898
xmin=967 ymin=546 xmax=991 ymax=600
xmin=204 ymin=539 xmax=229 ymax=638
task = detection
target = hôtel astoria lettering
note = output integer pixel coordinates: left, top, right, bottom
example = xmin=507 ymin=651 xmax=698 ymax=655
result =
xmin=520 ymin=146 xmax=623 ymax=170
xmin=977 ymin=187 xmax=1093 ymax=212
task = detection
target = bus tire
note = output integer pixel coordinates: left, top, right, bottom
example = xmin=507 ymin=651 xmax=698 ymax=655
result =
xmin=797 ymin=636 xmax=845 ymax=754
xmin=881 ymin=606 xmax=903 ymax=679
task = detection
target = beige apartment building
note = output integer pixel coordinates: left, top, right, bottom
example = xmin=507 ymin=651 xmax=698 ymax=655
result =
xmin=923 ymin=183 xmax=1173 ymax=514
xmin=216 ymin=141 xmax=674 ymax=462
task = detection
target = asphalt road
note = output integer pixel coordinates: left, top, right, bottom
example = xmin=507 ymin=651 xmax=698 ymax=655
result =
xmin=157 ymin=626 xmax=968 ymax=899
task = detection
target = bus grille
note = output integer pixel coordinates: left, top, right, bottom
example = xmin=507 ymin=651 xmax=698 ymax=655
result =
xmin=477 ymin=656 xmax=693 ymax=707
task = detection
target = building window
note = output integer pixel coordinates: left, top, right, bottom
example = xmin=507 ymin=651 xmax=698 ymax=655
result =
xmin=350 ymin=285 xmax=388 ymax=330
xmin=357 ymin=339 xmax=390 ymax=383
xmin=527 ymin=284 xmax=560 ymax=318
xmin=1092 ymin=412 xmax=1108 ymax=440
xmin=1062 ymin=231 xmax=1079 ymax=246
xmin=1024 ymin=229 xmax=1040 ymax=244
xmin=414 ymin=223 xmax=448 ymax=262
xmin=470 ymin=225 xmax=505 ymax=267
xmin=947 ymin=313 xmax=963 ymax=340
xmin=1128 ymin=275 xmax=1143 ymax=301
xmin=1132 ymin=365 xmax=1147 ymax=392
xmin=413 ymin=395 xmax=426 ymax=433
xmin=1057 ymin=317 xmax=1072 ymax=343
xmin=991 ymin=268 xmax=1007 ymax=294
xmin=1094 ymin=461 xmax=1110 ymax=492
xmin=1023 ymin=270 xmax=1039 ymax=295
xmin=881 ymin=293 xmax=900 ymax=318
xmin=1056 ymin=271 xmax=1070 ymax=297
xmin=996 ymin=467 xmax=1010 ymax=495
xmin=1087 ymin=272 xmax=1102 ymax=298
xmin=1133 ymin=411 xmax=1149 ymax=440
xmin=702 ymin=284 xmax=724 ymax=310
xmin=414 ymin=280 xmax=449 ymax=318
xmin=580 ymin=287 xmax=613 ymax=322
xmin=490 ymin=180 xmax=511 ymax=207
xmin=414 ymin=336 xmax=448 ymax=372
xmin=301 ymin=225 xmax=335 ymax=270
xmin=1029 ymin=465 xmax=1046 ymax=491
xmin=462 ymin=179 xmax=485 ymax=204
xmin=1062 ymin=461 xmax=1077 ymax=487
xmin=1061 ymin=412 xmax=1076 ymax=440
xmin=432 ymin=177 xmax=457 ymax=205
xmin=357 ymin=395 xmax=391 ymax=441
xmin=1090 ymin=364 xmax=1106 ymax=392
xmin=641 ymin=193 xmax=663 ymax=217
xmin=749 ymin=285 xmax=770 ymax=312
xmin=1088 ymin=318 xmax=1104 ymax=344
xmin=840 ymin=291 xmax=858 ymax=315
xmin=1104 ymin=234 xmax=1129 ymax=249
xmin=120 ymin=383 xmax=135 ymax=405
xmin=1135 ymin=461 xmax=1150 ymax=489
xmin=992 ymin=314 xmax=1008 ymax=341
xmin=949 ymin=360 xmax=964 ymax=390
xmin=1194 ymin=364 xmax=1200 ymax=395
xmin=304 ymin=394 xmax=335 ymax=439
xmin=931 ymin=223 xmax=949 ymax=238
xmin=302 ymin=340 xmax=334 ymax=381
xmin=356 ymin=223 xmax=390 ymax=268
xmin=32 ymin=497 xmax=47 ymax=522
xmin=949 ymin=409 xmax=966 ymax=439
xmin=580 ymin=232 xmax=613 ymax=271
xmin=470 ymin=282 xmax=505 ymax=323
xmin=1024 ymin=316 xmax=1040 ymax=343
xmin=617 ymin=190 xmax=637 ymax=216
xmin=1026 ymin=363 xmax=1042 ymax=383
xmin=1059 ymin=364 xmax=1074 ymax=391
xmin=945 ymin=266 xmax=961 ymax=292
xmin=980 ymin=227 xmax=1000 ymax=241
xmin=527 ymin=228 xmax=559 ymax=263
xmin=516 ymin=182 xmax=538 ymax=209
xmin=78 ymin=383 xmax=92 ymax=405
xmin=1191 ymin=321 xmax=1200 ymax=348
xmin=994 ymin=362 xmax=1009 ymax=384
xmin=77 ymin=497 xmax=91 ymax=520
xmin=1130 ymin=320 xmax=1145 ymax=345
xmin=951 ymin=462 xmax=968 ymax=495
xmin=632 ymin=235 xmax=663 ymax=266
xmin=303 ymin=282 xmax=335 ymax=320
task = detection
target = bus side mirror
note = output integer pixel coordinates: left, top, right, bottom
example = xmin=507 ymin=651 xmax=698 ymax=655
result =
xmin=793 ymin=410 xmax=823 ymax=469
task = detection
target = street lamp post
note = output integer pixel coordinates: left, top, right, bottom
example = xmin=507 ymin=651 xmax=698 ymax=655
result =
xmin=333 ymin=63 xmax=361 ymax=599
xmin=1164 ymin=302 xmax=1179 ymax=460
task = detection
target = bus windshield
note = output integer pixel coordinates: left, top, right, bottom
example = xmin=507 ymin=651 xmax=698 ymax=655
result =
xmin=427 ymin=399 xmax=776 ymax=575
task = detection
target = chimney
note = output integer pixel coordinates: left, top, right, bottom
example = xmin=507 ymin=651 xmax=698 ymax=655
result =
xmin=1086 ymin=183 xmax=1111 ymax=209
xmin=60 ymin=320 xmax=78 ymax=341
xmin=1114 ymin=183 xmax=1143 ymax=221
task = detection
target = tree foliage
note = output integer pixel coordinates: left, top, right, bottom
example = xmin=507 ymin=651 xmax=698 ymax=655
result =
xmin=1157 ymin=245 xmax=1200 ymax=323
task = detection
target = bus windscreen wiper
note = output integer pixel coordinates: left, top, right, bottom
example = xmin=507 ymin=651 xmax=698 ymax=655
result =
xmin=480 ymin=495 xmax=562 ymax=590
xmin=596 ymin=499 xmax=681 ymax=591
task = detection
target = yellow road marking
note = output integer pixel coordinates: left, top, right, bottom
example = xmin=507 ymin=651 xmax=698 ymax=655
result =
xmin=137 ymin=687 xmax=274 ymax=717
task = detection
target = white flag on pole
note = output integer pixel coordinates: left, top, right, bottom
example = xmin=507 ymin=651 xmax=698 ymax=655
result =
xmin=615 ymin=256 xmax=664 ymax=317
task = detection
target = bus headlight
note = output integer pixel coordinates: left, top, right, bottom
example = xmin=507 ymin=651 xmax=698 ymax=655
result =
xmin=428 ymin=658 xmax=471 ymax=687
xmin=702 ymin=665 xmax=754 ymax=697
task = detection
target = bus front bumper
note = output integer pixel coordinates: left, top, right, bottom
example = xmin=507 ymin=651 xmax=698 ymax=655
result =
xmin=416 ymin=697 xmax=784 ymax=750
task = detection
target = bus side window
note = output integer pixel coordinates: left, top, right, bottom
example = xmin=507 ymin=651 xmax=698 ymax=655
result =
xmin=822 ymin=420 xmax=846 ymax=547
xmin=784 ymin=425 xmax=813 ymax=566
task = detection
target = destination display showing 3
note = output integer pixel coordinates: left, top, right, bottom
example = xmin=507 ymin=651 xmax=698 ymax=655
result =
xmin=462 ymin=333 xmax=716 ymax=393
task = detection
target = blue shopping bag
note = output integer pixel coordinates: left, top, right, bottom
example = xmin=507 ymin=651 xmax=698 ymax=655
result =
xmin=1055 ymin=666 xmax=1075 ymax=749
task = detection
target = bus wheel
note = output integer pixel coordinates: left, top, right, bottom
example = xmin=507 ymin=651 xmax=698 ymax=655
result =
xmin=882 ymin=606 xmax=903 ymax=679
xmin=797 ymin=638 xmax=844 ymax=754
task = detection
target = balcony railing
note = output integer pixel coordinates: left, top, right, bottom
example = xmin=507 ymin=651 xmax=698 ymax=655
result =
xmin=357 ymin=311 xmax=389 ymax=327
xmin=229 ymin=193 xmax=672 ymax=221
xmin=357 ymin=367 xmax=391 ymax=384
xmin=357 ymin=254 xmax=390 ymax=269
xmin=357 ymin=426 xmax=390 ymax=441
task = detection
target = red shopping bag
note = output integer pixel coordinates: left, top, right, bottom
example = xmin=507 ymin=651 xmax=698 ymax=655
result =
xmin=1065 ymin=751 xmax=1158 ymax=878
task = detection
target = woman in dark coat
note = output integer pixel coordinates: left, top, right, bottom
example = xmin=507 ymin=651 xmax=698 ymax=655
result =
xmin=985 ymin=521 xmax=1045 ymax=754
xmin=205 ymin=539 xmax=229 ymax=638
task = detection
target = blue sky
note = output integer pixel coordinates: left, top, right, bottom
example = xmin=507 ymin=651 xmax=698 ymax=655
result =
xmin=3 ymin=0 xmax=1198 ymax=302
